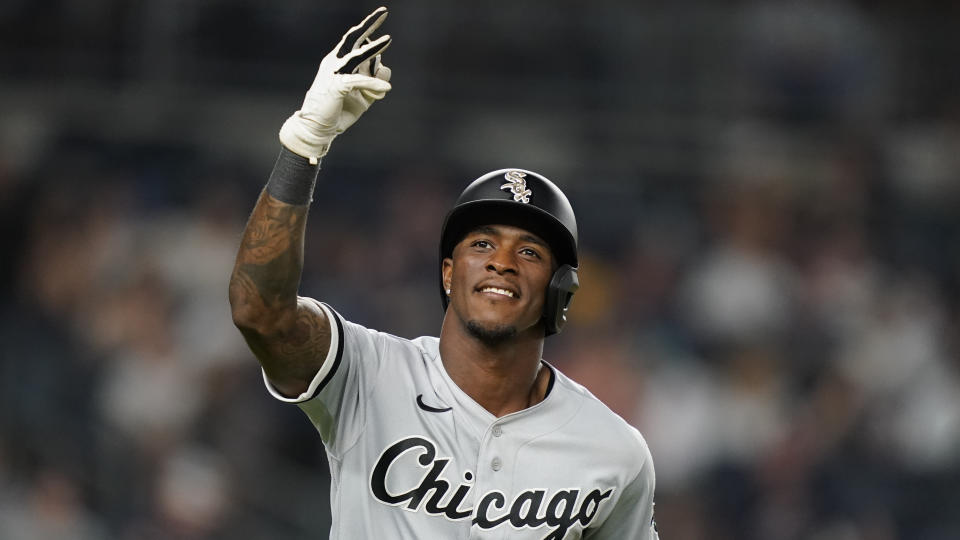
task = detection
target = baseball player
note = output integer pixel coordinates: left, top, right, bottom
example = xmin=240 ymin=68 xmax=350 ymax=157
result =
xmin=229 ymin=7 xmax=658 ymax=539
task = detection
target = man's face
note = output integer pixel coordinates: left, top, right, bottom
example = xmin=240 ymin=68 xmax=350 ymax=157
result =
xmin=442 ymin=224 xmax=555 ymax=342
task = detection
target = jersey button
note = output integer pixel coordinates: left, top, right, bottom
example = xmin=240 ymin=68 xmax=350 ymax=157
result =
xmin=492 ymin=425 xmax=502 ymax=437
xmin=491 ymin=457 xmax=502 ymax=471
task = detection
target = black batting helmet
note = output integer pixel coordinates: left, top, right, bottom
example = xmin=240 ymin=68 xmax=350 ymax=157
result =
xmin=439 ymin=168 xmax=579 ymax=336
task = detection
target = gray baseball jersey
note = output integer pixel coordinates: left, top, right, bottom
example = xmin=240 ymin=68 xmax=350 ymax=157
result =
xmin=265 ymin=301 xmax=659 ymax=539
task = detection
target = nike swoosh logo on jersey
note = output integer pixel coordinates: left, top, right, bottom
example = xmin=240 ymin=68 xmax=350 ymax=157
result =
xmin=416 ymin=394 xmax=452 ymax=413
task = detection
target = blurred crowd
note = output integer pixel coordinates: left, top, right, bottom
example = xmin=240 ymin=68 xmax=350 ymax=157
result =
xmin=1 ymin=1 xmax=959 ymax=539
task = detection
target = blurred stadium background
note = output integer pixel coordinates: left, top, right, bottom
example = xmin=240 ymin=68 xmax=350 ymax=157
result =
xmin=1 ymin=1 xmax=958 ymax=539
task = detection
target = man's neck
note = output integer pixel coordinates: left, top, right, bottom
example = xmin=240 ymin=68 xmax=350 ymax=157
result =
xmin=438 ymin=318 xmax=549 ymax=418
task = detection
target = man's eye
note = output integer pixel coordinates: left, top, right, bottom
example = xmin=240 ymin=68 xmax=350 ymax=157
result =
xmin=520 ymin=248 xmax=541 ymax=258
xmin=472 ymin=240 xmax=490 ymax=248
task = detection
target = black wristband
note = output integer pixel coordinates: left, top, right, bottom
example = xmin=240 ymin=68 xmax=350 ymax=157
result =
xmin=265 ymin=147 xmax=321 ymax=205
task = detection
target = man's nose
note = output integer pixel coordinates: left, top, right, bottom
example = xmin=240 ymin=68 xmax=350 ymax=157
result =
xmin=486 ymin=250 xmax=517 ymax=275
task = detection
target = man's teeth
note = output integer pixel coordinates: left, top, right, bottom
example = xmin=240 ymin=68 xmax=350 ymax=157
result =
xmin=481 ymin=287 xmax=515 ymax=298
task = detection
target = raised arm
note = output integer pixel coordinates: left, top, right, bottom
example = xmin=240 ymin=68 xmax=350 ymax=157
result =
xmin=229 ymin=7 xmax=392 ymax=397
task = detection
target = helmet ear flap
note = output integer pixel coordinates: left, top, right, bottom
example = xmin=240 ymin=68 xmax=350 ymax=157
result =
xmin=544 ymin=264 xmax=579 ymax=336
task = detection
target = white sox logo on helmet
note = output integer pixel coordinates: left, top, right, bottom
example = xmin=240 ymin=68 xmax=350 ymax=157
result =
xmin=370 ymin=436 xmax=614 ymax=539
xmin=501 ymin=170 xmax=533 ymax=203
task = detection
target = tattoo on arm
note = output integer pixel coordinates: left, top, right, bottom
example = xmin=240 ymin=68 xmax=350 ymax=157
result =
xmin=238 ymin=194 xmax=305 ymax=296
xmin=230 ymin=191 xmax=331 ymax=391
xmin=278 ymin=299 xmax=333 ymax=360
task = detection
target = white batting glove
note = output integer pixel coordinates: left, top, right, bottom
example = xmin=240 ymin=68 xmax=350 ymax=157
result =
xmin=279 ymin=7 xmax=393 ymax=163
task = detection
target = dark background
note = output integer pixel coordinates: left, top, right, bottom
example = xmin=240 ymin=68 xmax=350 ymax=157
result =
xmin=1 ymin=1 xmax=958 ymax=538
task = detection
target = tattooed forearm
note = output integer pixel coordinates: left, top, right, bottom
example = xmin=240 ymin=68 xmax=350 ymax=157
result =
xmin=229 ymin=185 xmax=330 ymax=396
xmin=232 ymin=191 xmax=307 ymax=312
xmin=239 ymin=195 xmax=305 ymax=265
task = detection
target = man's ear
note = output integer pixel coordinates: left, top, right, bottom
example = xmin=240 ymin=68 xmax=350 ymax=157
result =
xmin=441 ymin=257 xmax=453 ymax=292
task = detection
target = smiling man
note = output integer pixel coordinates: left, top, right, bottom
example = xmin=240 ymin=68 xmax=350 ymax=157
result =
xmin=229 ymin=7 xmax=658 ymax=539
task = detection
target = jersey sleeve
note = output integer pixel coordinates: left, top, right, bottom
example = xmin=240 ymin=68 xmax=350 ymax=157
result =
xmin=587 ymin=435 xmax=660 ymax=540
xmin=261 ymin=301 xmax=385 ymax=457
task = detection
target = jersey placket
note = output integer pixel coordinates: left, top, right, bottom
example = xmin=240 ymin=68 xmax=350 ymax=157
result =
xmin=469 ymin=418 xmax=513 ymax=539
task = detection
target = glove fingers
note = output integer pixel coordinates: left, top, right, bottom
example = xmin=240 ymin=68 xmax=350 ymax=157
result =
xmin=358 ymin=49 xmax=377 ymax=77
xmin=339 ymin=73 xmax=392 ymax=95
xmin=359 ymin=88 xmax=387 ymax=101
xmin=359 ymin=52 xmax=391 ymax=82
xmin=375 ymin=62 xmax=391 ymax=83
xmin=337 ymin=7 xmax=388 ymax=58
xmin=336 ymin=34 xmax=391 ymax=75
